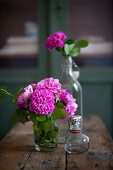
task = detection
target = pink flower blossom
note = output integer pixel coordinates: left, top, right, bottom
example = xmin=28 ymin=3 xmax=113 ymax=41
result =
xmin=59 ymin=89 xmax=78 ymax=119
xmin=37 ymin=78 xmax=61 ymax=95
xmin=45 ymin=35 xmax=64 ymax=50
xmin=53 ymin=31 xmax=66 ymax=41
xmin=60 ymin=89 xmax=76 ymax=103
xmin=30 ymin=83 xmax=37 ymax=90
xmin=29 ymin=89 xmax=55 ymax=115
xmin=61 ymin=102 xmax=78 ymax=119
xmin=16 ymin=85 xmax=33 ymax=109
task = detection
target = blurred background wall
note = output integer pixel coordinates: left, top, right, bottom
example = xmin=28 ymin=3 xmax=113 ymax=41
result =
xmin=0 ymin=0 xmax=113 ymax=140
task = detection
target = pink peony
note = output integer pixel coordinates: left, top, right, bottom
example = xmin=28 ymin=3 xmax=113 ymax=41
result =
xmin=16 ymin=85 xmax=33 ymax=109
xmin=59 ymin=89 xmax=76 ymax=103
xmin=61 ymin=102 xmax=78 ymax=119
xmin=30 ymin=83 xmax=37 ymax=90
xmin=45 ymin=35 xmax=64 ymax=50
xmin=29 ymin=89 xmax=55 ymax=115
xmin=53 ymin=31 xmax=66 ymax=41
xmin=37 ymin=78 xmax=61 ymax=95
xmin=59 ymin=89 xmax=78 ymax=119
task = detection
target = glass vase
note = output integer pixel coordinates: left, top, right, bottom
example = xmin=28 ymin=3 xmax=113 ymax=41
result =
xmin=59 ymin=56 xmax=83 ymax=143
xmin=34 ymin=119 xmax=58 ymax=152
xmin=60 ymin=56 xmax=89 ymax=153
xmin=60 ymin=56 xmax=83 ymax=116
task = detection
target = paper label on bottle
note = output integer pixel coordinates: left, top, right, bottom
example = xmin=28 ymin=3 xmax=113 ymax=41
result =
xmin=71 ymin=130 xmax=81 ymax=134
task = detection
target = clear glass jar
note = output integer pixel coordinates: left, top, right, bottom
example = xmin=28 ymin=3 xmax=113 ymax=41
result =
xmin=34 ymin=119 xmax=58 ymax=152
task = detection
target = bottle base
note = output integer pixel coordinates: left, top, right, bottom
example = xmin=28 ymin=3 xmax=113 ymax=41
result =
xmin=35 ymin=144 xmax=57 ymax=152
xmin=64 ymin=143 xmax=89 ymax=154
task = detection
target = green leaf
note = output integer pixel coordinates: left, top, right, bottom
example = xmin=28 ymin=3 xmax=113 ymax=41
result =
xmin=42 ymin=121 xmax=51 ymax=133
xmin=51 ymin=108 xmax=68 ymax=119
xmin=9 ymin=111 xmax=18 ymax=126
xmin=64 ymin=39 xmax=75 ymax=45
xmin=69 ymin=47 xmax=80 ymax=57
xmin=74 ymin=40 xmax=89 ymax=48
xmin=64 ymin=44 xmax=70 ymax=56
xmin=9 ymin=109 xmax=28 ymax=126
xmin=55 ymin=100 xmax=64 ymax=108
xmin=0 ymin=87 xmax=13 ymax=102
xmin=0 ymin=86 xmax=7 ymax=101
xmin=36 ymin=115 xmax=46 ymax=121
xmin=18 ymin=109 xmax=28 ymax=122
xmin=29 ymin=112 xmax=36 ymax=122
xmin=56 ymin=47 xmax=63 ymax=52
xmin=13 ymin=87 xmax=23 ymax=103
xmin=32 ymin=121 xmax=38 ymax=130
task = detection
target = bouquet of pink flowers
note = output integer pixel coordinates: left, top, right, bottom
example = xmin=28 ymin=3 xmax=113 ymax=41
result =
xmin=0 ymin=31 xmax=88 ymax=151
xmin=0 ymin=78 xmax=78 ymax=128
xmin=0 ymin=78 xmax=78 ymax=150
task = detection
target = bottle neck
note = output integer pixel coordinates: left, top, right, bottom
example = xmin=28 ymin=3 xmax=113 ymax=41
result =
xmin=70 ymin=115 xmax=82 ymax=134
xmin=61 ymin=56 xmax=73 ymax=76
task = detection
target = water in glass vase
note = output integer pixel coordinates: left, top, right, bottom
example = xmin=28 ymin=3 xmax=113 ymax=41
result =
xmin=34 ymin=119 xmax=58 ymax=152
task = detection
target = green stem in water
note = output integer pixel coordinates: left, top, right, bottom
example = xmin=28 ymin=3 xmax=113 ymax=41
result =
xmin=39 ymin=133 xmax=47 ymax=145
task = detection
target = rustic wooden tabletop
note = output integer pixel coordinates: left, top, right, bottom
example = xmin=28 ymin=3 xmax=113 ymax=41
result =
xmin=0 ymin=115 xmax=113 ymax=170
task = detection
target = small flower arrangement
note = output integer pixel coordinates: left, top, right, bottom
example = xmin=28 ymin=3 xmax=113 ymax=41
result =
xmin=45 ymin=31 xmax=88 ymax=58
xmin=0 ymin=78 xmax=78 ymax=128
xmin=0 ymin=78 xmax=78 ymax=151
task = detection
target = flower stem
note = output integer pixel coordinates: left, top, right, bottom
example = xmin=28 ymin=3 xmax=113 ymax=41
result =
xmin=39 ymin=133 xmax=47 ymax=144
xmin=1 ymin=89 xmax=14 ymax=97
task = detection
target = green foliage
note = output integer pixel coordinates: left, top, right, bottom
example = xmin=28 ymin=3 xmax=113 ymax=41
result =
xmin=0 ymin=87 xmax=23 ymax=103
xmin=0 ymin=86 xmax=7 ymax=101
xmin=69 ymin=47 xmax=80 ymax=57
xmin=0 ymin=86 xmax=23 ymax=103
xmin=32 ymin=121 xmax=39 ymax=130
xmin=0 ymin=86 xmax=14 ymax=101
xmin=74 ymin=40 xmax=89 ymax=48
xmin=13 ymin=87 xmax=23 ymax=103
xmin=51 ymin=107 xmax=68 ymax=119
xmin=29 ymin=112 xmax=46 ymax=122
xmin=56 ymin=39 xmax=88 ymax=58
xmin=41 ymin=121 xmax=51 ymax=133
xmin=55 ymin=100 xmax=64 ymax=108
xmin=9 ymin=109 xmax=28 ymax=126
xmin=9 ymin=110 xmax=18 ymax=126
xmin=34 ymin=119 xmax=58 ymax=146
xmin=64 ymin=44 xmax=70 ymax=56
xmin=36 ymin=115 xmax=46 ymax=121
xmin=56 ymin=47 xmax=63 ymax=52
xmin=64 ymin=39 xmax=75 ymax=45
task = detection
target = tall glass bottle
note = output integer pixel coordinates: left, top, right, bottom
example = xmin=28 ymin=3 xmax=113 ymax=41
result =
xmin=60 ymin=56 xmax=83 ymax=117
xmin=59 ymin=56 xmax=83 ymax=143
xmin=59 ymin=56 xmax=89 ymax=153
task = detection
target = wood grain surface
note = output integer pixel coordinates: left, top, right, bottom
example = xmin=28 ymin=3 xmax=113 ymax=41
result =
xmin=0 ymin=115 xmax=113 ymax=170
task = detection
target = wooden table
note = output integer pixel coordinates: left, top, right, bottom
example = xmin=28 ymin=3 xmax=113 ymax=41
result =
xmin=0 ymin=115 xmax=113 ymax=170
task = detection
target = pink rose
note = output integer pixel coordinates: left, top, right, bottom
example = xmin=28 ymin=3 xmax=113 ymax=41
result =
xmin=59 ymin=89 xmax=78 ymax=119
xmin=45 ymin=35 xmax=64 ymax=50
xmin=37 ymin=78 xmax=61 ymax=95
xmin=30 ymin=83 xmax=37 ymax=90
xmin=16 ymin=85 xmax=33 ymax=109
xmin=53 ymin=31 xmax=66 ymax=41
xmin=29 ymin=89 xmax=55 ymax=115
